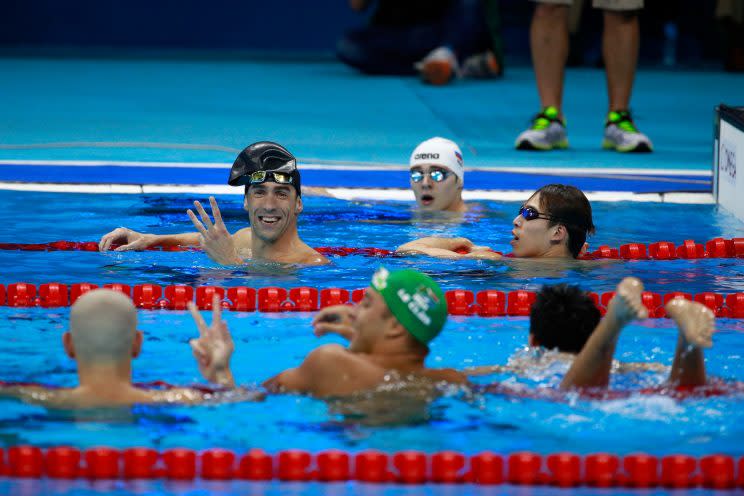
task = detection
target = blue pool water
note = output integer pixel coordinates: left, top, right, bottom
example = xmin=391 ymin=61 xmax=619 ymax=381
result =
xmin=1 ymin=191 xmax=743 ymax=294
xmin=2 ymin=308 xmax=744 ymax=456
xmin=1 ymin=190 xmax=744 ymax=463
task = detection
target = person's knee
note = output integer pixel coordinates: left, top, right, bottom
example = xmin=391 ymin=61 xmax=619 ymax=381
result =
xmin=603 ymin=9 xmax=639 ymax=24
xmin=534 ymin=2 xmax=570 ymax=21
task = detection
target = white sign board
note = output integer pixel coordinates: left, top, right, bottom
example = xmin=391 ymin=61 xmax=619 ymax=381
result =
xmin=718 ymin=120 xmax=744 ymax=222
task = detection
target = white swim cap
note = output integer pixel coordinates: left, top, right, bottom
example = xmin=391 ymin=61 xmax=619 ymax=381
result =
xmin=409 ymin=137 xmax=464 ymax=184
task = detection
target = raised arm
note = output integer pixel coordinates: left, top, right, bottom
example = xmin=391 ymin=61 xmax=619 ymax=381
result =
xmin=188 ymin=295 xmax=236 ymax=388
xmin=666 ymin=298 xmax=714 ymax=387
xmin=99 ymin=228 xmax=200 ymax=252
xmin=561 ymin=277 xmax=648 ymax=389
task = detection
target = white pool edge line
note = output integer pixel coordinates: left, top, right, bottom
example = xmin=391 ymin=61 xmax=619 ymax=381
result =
xmin=0 ymin=159 xmax=713 ymax=177
xmin=0 ymin=182 xmax=716 ymax=204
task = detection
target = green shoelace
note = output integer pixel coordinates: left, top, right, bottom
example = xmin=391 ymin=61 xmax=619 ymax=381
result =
xmin=607 ymin=110 xmax=639 ymax=133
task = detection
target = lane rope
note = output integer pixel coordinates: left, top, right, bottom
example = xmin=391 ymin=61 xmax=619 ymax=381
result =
xmin=1 ymin=282 xmax=742 ymax=318
xmin=0 ymin=446 xmax=741 ymax=488
xmin=0 ymin=237 xmax=742 ymax=259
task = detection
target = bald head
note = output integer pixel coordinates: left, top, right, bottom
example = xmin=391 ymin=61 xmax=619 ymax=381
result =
xmin=69 ymin=289 xmax=138 ymax=364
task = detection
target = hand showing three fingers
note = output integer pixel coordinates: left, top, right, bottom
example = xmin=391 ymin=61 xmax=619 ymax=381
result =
xmin=187 ymin=196 xmax=243 ymax=265
xmin=188 ymin=295 xmax=235 ymax=387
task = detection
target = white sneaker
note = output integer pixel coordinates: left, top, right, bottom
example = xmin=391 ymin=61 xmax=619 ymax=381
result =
xmin=602 ymin=110 xmax=653 ymax=153
xmin=414 ymin=46 xmax=460 ymax=86
xmin=515 ymin=106 xmax=569 ymax=151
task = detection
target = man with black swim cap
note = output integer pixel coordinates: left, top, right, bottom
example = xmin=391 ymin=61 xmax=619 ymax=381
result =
xmin=99 ymin=141 xmax=328 ymax=265
xmin=228 ymin=141 xmax=302 ymax=196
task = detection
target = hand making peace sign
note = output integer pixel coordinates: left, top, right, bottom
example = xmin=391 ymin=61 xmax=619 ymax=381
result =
xmin=188 ymin=294 xmax=236 ymax=387
xmin=187 ymin=196 xmax=244 ymax=265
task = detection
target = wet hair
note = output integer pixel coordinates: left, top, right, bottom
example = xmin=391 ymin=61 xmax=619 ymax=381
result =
xmin=533 ymin=184 xmax=595 ymax=258
xmin=529 ymin=284 xmax=600 ymax=353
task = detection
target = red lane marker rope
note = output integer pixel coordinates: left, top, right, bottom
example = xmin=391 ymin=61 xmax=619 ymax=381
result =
xmin=0 ymin=446 xmax=741 ymax=487
xmin=1 ymin=283 xmax=742 ymax=318
xmin=0 ymin=238 xmax=742 ymax=259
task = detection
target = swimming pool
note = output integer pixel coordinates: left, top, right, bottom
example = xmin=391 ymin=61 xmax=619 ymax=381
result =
xmin=1 ymin=191 xmax=743 ymax=294
xmin=1 ymin=190 xmax=744 ymax=493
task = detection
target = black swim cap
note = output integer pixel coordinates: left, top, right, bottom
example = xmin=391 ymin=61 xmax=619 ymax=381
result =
xmin=228 ymin=141 xmax=301 ymax=196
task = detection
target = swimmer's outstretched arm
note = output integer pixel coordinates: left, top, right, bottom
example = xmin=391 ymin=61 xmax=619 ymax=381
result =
xmin=397 ymin=236 xmax=472 ymax=252
xmin=396 ymin=237 xmax=502 ymax=261
xmin=312 ymin=305 xmax=355 ymax=340
xmin=561 ymin=277 xmax=648 ymax=389
xmin=188 ymin=295 xmax=236 ymax=388
xmin=0 ymin=384 xmax=48 ymax=401
xmin=396 ymin=237 xmax=473 ymax=259
xmin=188 ymin=196 xmax=244 ymax=265
xmin=99 ymin=228 xmax=201 ymax=252
xmin=666 ymin=298 xmax=714 ymax=387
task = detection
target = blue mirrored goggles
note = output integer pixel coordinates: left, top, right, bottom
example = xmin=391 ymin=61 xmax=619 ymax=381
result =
xmin=519 ymin=206 xmax=559 ymax=222
xmin=410 ymin=168 xmax=451 ymax=183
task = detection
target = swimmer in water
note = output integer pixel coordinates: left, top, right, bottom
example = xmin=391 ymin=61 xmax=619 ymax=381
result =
xmin=396 ymin=183 xmax=595 ymax=260
xmin=409 ymin=137 xmax=467 ymax=213
xmin=99 ymin=141 xmax=328 ymax=265
xmin=302 ymin=136 xmax=472 ymax=222
xmin=471 ymin=277 xmax=716 ymax=398
xmin=467 ymin=283 xmax=667 ymax=377
xmin=201 ymin=267 xmax=465 ymax=397
xmin=561 ymin=277 xmax=715 ymax=389
xmin=0 ymin=289 xmax=258 ymax=408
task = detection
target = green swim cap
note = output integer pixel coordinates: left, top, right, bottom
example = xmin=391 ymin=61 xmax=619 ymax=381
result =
xmin=370 ymin=267 xmax=447 ymax=344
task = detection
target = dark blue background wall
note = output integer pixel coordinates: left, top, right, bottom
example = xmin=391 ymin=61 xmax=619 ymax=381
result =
xmin=0 ymin=0 xmax=724 ymax=66
xmin=0 ymin=1 xmax=362 ymax=52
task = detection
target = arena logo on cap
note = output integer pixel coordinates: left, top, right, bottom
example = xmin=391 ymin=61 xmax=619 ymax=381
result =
xmin=414 ymin=153 xmax=440 ymax=161
xmin=396 ymin=284 xmax=439 ymax=326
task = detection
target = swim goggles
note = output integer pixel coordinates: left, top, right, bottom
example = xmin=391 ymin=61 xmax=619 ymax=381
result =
xmin=410 ymin=168 xmax=452 ymax=183
xmin=519 ymin=206 xmax=560 ymax=222
xmin=249 ymin=170 xmax=294 ymax=185
xmin=520 ymin=206 xmax=588 ymax=232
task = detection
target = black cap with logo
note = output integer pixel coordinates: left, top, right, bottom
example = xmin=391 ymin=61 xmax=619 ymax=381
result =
xmin=228 ymin=141 xmax=301 ymax=196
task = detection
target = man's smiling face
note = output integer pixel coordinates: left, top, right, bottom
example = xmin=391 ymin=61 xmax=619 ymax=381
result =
xmin=245 ymin=181 xmax=302 ymax=243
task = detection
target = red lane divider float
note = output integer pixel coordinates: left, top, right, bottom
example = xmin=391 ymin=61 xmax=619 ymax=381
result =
xmin=1 ymin=446 xmax=743 ymax=488
xmin=0 ymin=241 xmax=393 ymax=257
xmin=0 ymin=238 xmax=743 ymax=259
xmin=1 ymin=283 xmax=743 ymax=318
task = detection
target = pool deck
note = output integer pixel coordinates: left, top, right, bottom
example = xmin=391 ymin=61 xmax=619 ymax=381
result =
xmin=1 ymin=55 xmax=742 ymax=199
